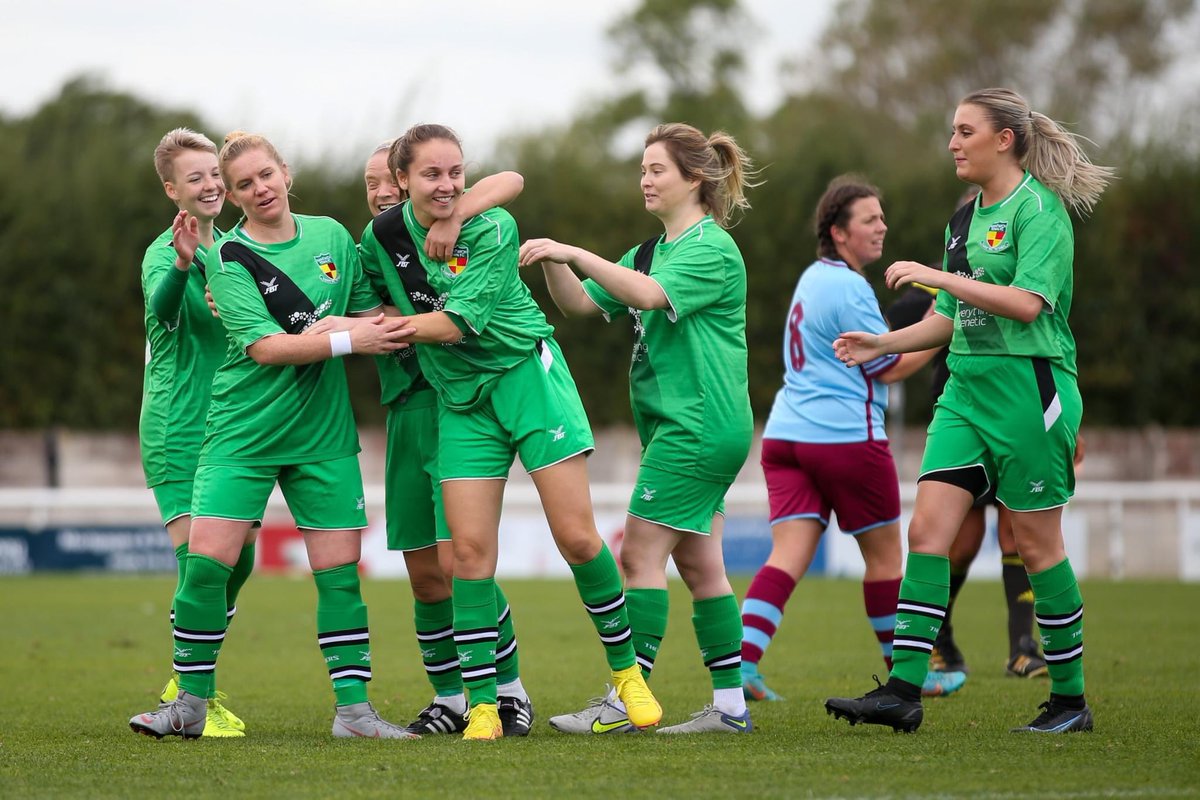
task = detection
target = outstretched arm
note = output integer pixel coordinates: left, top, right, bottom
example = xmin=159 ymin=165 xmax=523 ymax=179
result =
xmin=884 ymin=261 xmax=1044 ymax=323
xmin=540 ymin=260 xmax=603 ymax=318
xmin=247 ymin=314 xmax=415 ymax=365
xmin=301 ymin=304 xmax=461 ymax=344
xmin=519 ymin=238 xmax=667 ymax=311
xmin=834 ymin=313 xmax=953 ymax=367
xmin=876 ymin=347 xmax=941 ymax=384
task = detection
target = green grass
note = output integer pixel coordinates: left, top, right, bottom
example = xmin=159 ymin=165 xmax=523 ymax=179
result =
xmin=2 ymin=575 xmax=1198 ymax=799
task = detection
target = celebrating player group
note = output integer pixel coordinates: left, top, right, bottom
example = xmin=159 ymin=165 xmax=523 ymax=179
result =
xmin=129 ymin=86 xmax=1112 ymax=742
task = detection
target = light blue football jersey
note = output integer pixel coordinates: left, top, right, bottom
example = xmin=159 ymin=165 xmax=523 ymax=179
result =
xmin=763 ymin=258 xmax=898 ymax=443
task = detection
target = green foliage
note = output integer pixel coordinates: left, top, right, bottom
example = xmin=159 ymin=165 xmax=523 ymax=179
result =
xmin=0 ymin=1 xmax=1198 ymax=428
xmin=0 ymin=77 xmax=219 ymax=428
xmin=2 ymin=575 xmax=1198 ymax=798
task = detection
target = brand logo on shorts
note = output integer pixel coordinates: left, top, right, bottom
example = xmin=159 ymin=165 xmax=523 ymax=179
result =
xmin=355 ymin=496 xmax=365 ymax=510
xmin=1029 ymin=480 xmax=1045 ymax=494
xmin=640 ymin=486 xmax=656 ymax=502
xmin=394 ymin=252 xmax=410 ymax=270
xmin=981 ymin=221 xmax=1010 ymax=252
xmin=548 ymin=425 xmax=565 ymax=442
xmin=259 ymin=277 xmax=278 ymax=295
xmin=315 ymin=253 xmax=339 ymax=283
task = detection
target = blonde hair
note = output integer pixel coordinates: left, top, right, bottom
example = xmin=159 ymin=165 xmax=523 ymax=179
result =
xmin=644 ymin=123 xmax=762 ymax=227
xmin=218 ymin=130 xmax=287 ymax=188
xmin=960 ymin=88 xmax=1115 ymax=214
xmin=152 ymin=128 xmax=217 ymax=184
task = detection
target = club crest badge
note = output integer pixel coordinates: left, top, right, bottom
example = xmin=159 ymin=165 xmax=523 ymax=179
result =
xmin=982 ymin=221 xmax=1010 ymax=253
xmin=315 ymin=253 xmax=339 ymax=283
xmin=443 ymin=244 xmax=469 ymax=279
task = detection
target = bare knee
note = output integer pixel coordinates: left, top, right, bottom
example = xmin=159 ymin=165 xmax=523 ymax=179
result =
xmin=452 ymin=534 xmax=497 ymax=580
xmin=551 ymin=518 xmax=602 ymax=565
xmin=673 ymin=543 xmax=732 ymax=599
xmin=857 ymin=523 xmax=902 ymax=580
xmin=404 ymin=549 xmax=451 ymax=603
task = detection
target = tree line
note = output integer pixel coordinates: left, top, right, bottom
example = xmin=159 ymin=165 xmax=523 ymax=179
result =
xmin=0 ymin=0 xmax=1197 ymax=430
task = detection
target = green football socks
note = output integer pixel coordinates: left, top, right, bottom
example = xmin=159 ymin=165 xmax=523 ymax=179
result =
xmin=889 ymin=552 xmax=951 ymax=689
xmin=314 ymin=562 xmax=372 ymax=707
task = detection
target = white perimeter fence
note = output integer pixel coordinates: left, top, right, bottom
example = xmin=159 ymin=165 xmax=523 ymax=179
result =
xmin=1 ymin=481 xmax=1198 ymax=580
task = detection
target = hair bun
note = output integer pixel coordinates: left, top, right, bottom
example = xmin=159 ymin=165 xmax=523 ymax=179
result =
xmin=224 ymin=130 xmax=250 ymax=145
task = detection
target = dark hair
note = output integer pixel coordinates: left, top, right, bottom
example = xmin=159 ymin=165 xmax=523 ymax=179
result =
xmin=644 ymin=123 xmax=761 ymax=227
xmin=388 ymin=124 xmax=462 ymax=176
xmin=813 ymin=175 xmax=882 ymax=259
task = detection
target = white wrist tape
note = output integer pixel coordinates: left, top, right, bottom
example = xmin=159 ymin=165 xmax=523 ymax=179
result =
xmin=329 ymin=330 xmax=353 ymax=357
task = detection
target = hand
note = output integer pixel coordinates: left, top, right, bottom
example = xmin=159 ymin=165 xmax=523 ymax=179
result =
xmin=833 ymin=331 xmax=885 ymax=367
xmin=884 ymin=261 xmax=943 ymax=291
xmin=172 ymin=210 xmax=200 ymax=268
xmin=426 ymin=217 xmax=463 ymax=262
xmin=304 ymin=315 xmax=359 ymax=335
xmin=204 ymin=286 xmax=220 ymax=318
xmin=518 ymin=238 xmax=577 ymax=268
xmin=348 ymin=314 xmax=417 ymax=355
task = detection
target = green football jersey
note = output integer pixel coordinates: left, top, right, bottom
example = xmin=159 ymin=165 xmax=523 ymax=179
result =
xmin=200 ymin=214 xmax=381 ymax=466
xmin=356 ymin=243 xmax=429 ymax=406
xmin=139 ymin=226 xmax=227 ymax=486
xmin=583 ymin=216 xmax=752 ymax=481
xmin=360 ymin=202 xmax=553 ymax=411
xmin=934 ymin=172 xmax=1077 ymax=374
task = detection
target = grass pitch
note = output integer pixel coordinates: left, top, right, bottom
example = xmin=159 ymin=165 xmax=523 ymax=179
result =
xmin=2 ymin=575 xmax=1197 ymax=798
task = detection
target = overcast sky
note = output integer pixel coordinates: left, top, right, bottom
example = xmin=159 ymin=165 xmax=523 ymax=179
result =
xmin=2 ymin=0 xmax=835 ymax=164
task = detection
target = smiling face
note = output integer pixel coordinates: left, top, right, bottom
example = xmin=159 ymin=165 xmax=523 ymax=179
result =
xmin=832 ymin=195 xmax=887 ymax=271
xmin=396 ymin=138 xmax=464 ymax=228
xmin=364 ymin=150 xmax=402 ymax=218
xmin=949 ymin=102 xmax=1015 ymax=187
xmin=164 ymin=149 xmax=225 ymax=222
xmin=640 ymin=141 xmax=699 ymax=219
xmin=224 ymin=146 xmax=291 ymax=228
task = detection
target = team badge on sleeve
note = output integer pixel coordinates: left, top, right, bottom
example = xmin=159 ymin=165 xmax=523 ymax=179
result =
xmin=444 ymin=244 xmax=469 ymax=278
xmin=315 ymin=253 xmax=339 ymax=283
xmin=982 ymin=221 xmax=1010 ymax=252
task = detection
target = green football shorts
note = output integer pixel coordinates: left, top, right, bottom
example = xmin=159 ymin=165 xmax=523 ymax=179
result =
xmin=383 ymin=389 xmax=448 ymax=551
xmin=920 ymin=354 xmax=1080 ymax=511
xmin=192 ymin=455 xmax=369 ymax=530
xmin=626 ymin=463 xmax=729 ymax=536
xmin=438 ymin=338 xmax=594 ymax=480
xmin=151 ymin=480 xmax=194 ymax=526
